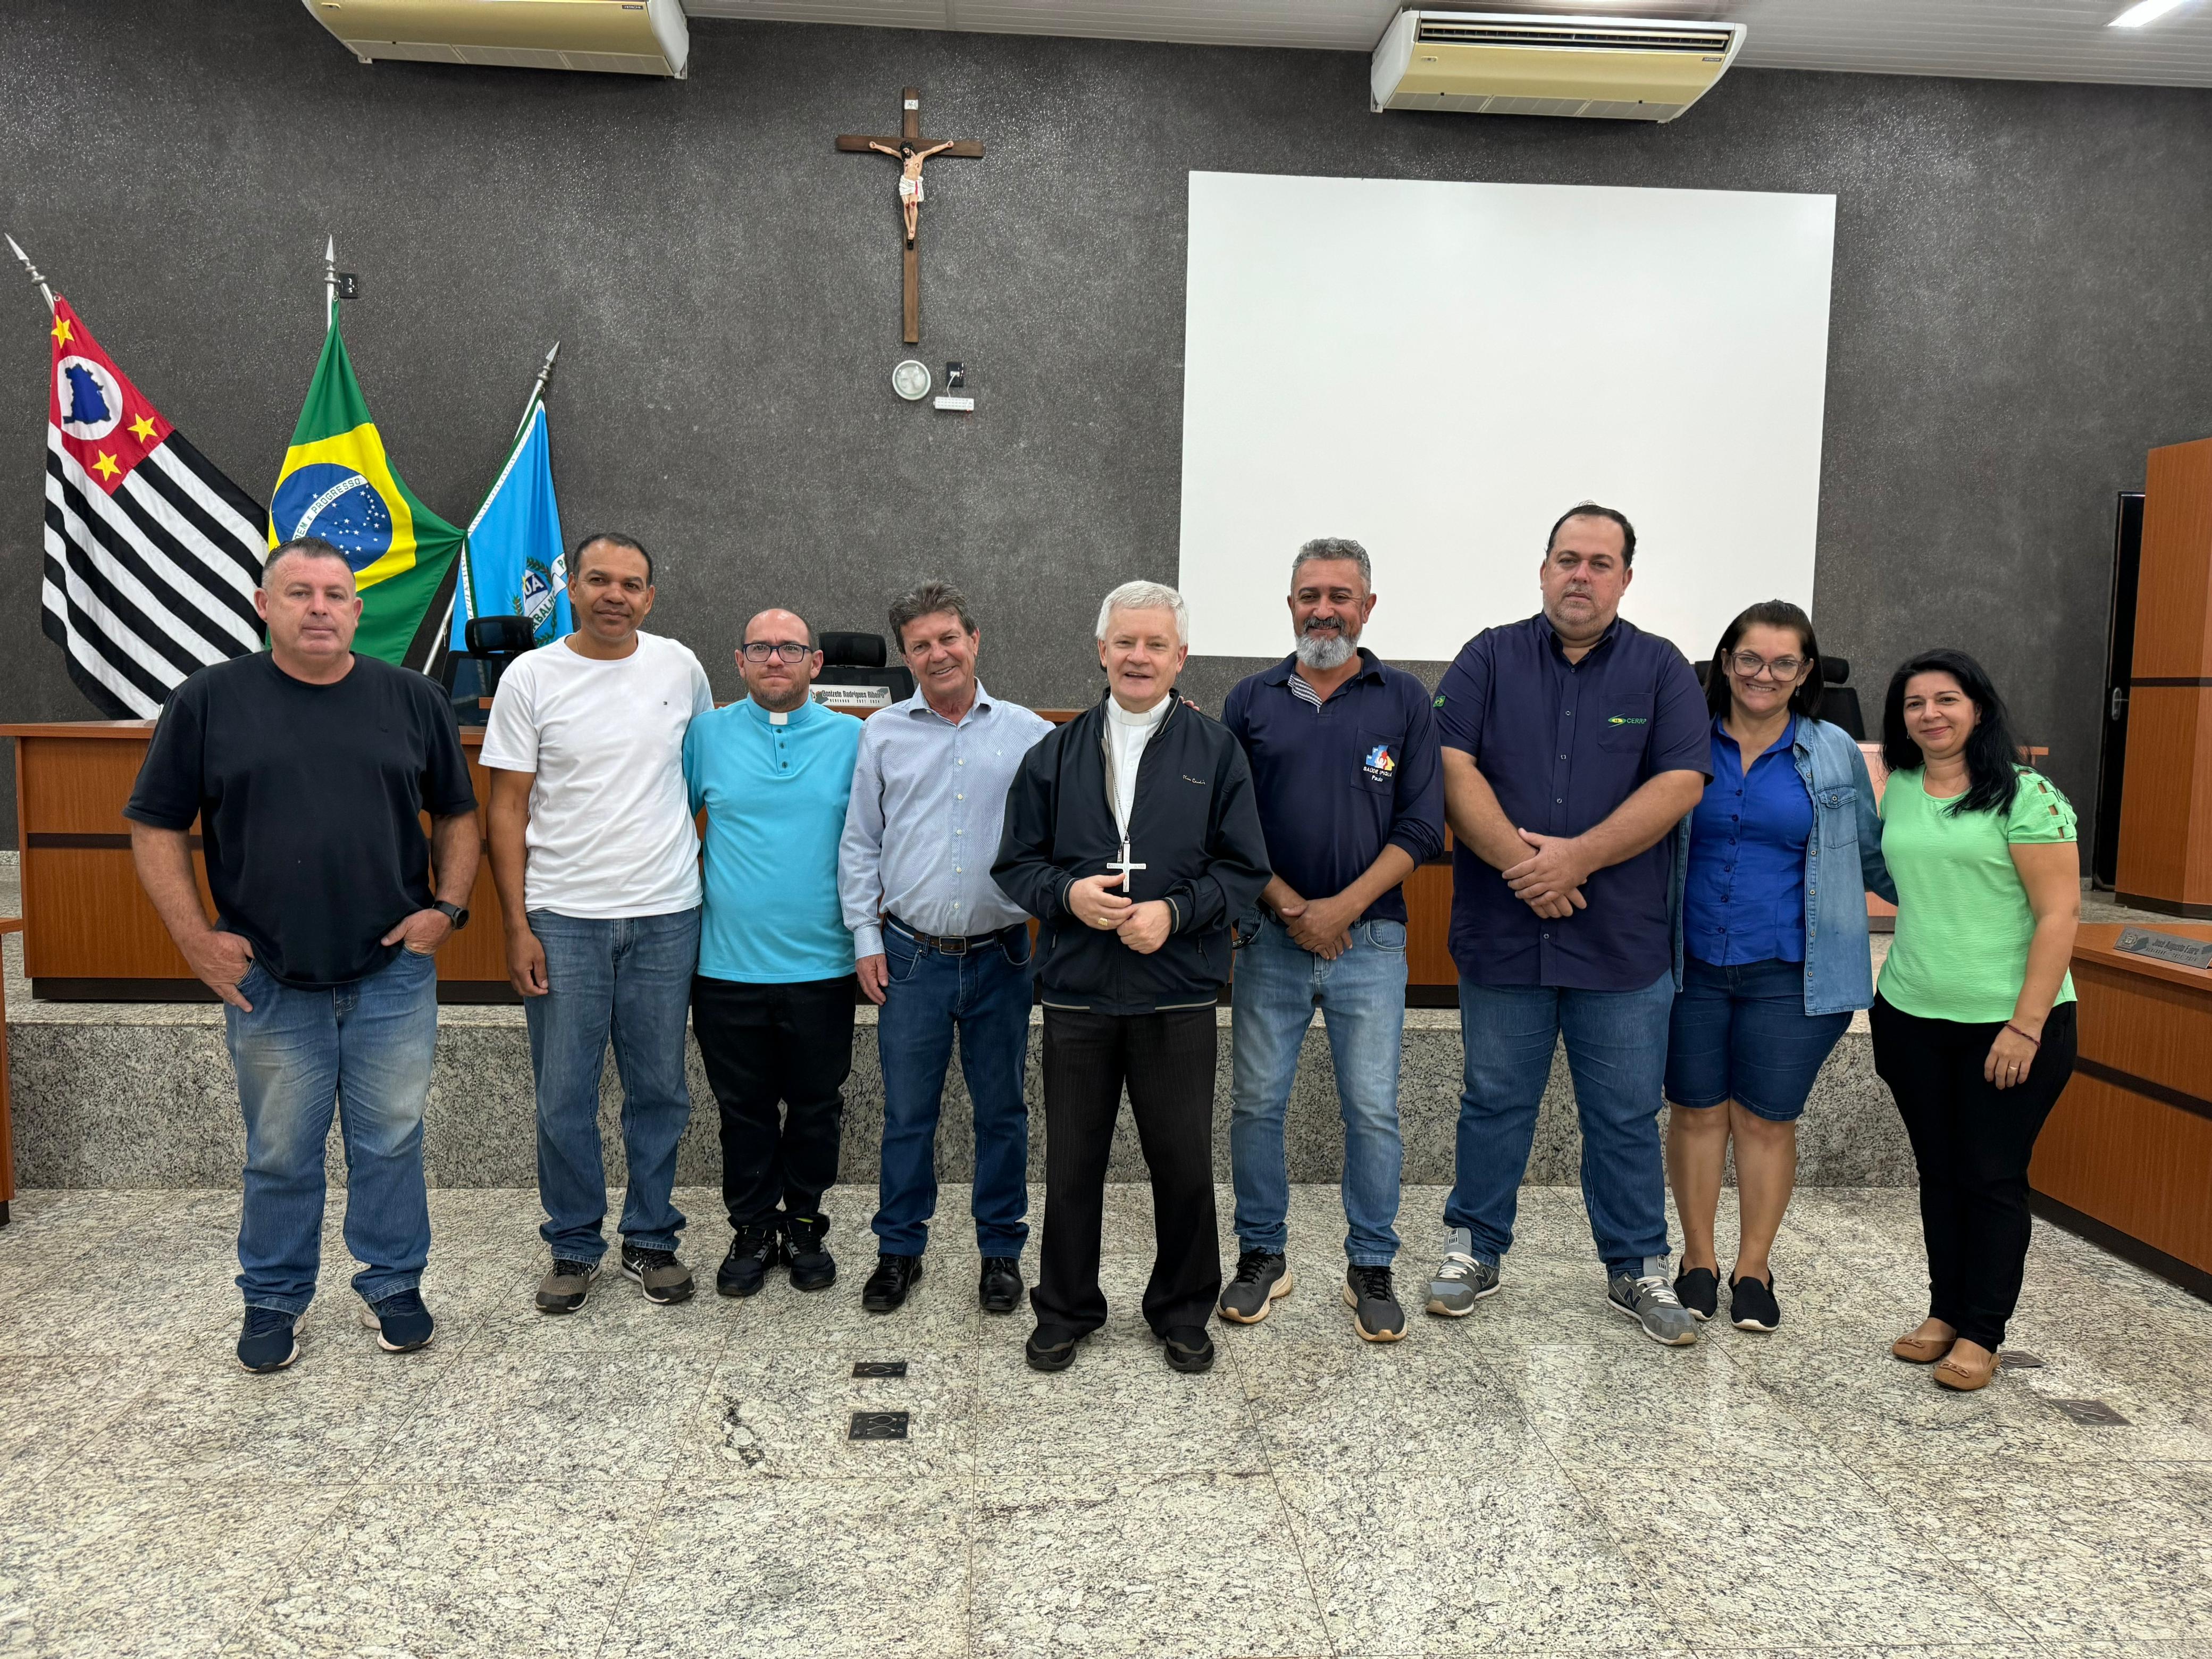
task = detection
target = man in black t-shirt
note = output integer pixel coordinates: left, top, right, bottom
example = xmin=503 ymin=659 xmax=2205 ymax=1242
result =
xmin=126 ymin=537 xmax=480 ymax=1374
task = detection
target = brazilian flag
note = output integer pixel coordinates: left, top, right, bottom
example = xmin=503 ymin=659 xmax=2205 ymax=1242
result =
xmin=267 ymin=303 xmax=463 ymax=667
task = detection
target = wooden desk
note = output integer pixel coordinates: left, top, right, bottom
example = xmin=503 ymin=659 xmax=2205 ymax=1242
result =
xmin=2029 ymin=921 xmax=2212 ymax=1286
xmin=0 ymin=916 xmax=19 ymax=1224
xmin=2 ymin=721 xmax=514 ymax=1001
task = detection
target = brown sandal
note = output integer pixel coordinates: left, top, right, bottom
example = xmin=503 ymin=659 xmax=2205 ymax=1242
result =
xmin=1890 ymin=1330 xmax=1955 ymax=1364
xmin=1934 ymin=1346 xmax=1998 ymax=1391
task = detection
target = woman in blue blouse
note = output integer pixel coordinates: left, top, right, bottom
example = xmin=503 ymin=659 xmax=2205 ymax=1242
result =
xmin=1665 ymin=601 xmax=1895 ymax=1332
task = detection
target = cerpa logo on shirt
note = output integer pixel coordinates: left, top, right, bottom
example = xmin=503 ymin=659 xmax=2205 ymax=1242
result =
xmin=1363 ymin=743 xmax=1396 ymax=780
xmin=1606 ymin=714 xmax=1648 ymax=727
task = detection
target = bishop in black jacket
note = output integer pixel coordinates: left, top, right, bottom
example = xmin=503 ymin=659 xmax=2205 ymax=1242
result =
xmin=993 ymin=581 xmax=1270 ymax=1375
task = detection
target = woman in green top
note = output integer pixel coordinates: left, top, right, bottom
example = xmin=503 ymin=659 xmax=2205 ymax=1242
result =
xmin=1871 ymin=649 xmax=2080 ymax=1393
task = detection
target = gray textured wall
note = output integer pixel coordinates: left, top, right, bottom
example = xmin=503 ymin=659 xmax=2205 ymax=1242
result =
xmin=5 ymin=4 xmax=2211 ymax=847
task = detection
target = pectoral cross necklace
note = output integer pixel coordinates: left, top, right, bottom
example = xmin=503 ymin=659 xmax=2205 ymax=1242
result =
xmin=1107 ymin=837 xmax=1145 ymax=893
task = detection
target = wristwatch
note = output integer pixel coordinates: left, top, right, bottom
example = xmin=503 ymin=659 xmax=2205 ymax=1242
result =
xmin=433 ymin=900 xmax=471 ymax=931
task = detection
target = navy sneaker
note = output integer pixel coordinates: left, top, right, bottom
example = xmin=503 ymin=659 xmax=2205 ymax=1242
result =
xmin=358 ymin=1288 xmax=436 ymax=1353
xmin=237 ymin=1307 xmax=298 ymax=1373
xmin=784 ymin=1212 xmax=836 ymax=1292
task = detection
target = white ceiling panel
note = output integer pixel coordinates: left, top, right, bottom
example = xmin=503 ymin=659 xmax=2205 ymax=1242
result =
xmin=682 ymin=0 xmax=2212 ymax=86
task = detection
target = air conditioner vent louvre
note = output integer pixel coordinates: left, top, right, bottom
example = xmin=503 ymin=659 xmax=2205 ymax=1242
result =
xmin=1414 ymin=20 xmax=1737 ymax=54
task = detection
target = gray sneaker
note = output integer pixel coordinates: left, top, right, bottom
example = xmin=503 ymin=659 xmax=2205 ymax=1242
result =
xmin=535 ymin=1257 xmax=601 ymax=1314
xmin=1607 ymin=1258 xmax=1699 ymax=1346
xmin=1218 ymin=1250 xmax=1293 ymax=1323
xmin=1425 ymin=1229 xmax=1501 ymax=1317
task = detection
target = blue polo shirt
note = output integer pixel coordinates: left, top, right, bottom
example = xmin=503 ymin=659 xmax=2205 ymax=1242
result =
xmin=1685 ymin=714 xmax=1814 ymax=966
xmin=1433 ymin=613 xmax=1709 ymax=990
xmin=1221 ymin=649 xmax=1445 ymax=925
xmin=683 ymin=696 xmax=862 ymax=984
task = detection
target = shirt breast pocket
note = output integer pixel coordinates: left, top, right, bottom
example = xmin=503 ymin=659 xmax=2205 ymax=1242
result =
xmin=1596 ymin=695 xmax=1654 ymax=752
xmin=1352 ymin=727 xmax=1401 ymax=792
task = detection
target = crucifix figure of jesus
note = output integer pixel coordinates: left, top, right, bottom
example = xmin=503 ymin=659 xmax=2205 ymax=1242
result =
xmin=836 ymin=88 xmax=983 ymax=345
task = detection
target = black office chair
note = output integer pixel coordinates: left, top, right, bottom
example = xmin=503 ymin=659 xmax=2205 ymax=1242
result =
xmin=814 ymin=631 xmax=917 ymax=705
xmin=438 ymin=615 xmax=537 ymax=722
xmin=1819 ymin=656 xmax=1866 ymax=740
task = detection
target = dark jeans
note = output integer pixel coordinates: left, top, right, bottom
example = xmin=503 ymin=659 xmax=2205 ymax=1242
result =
xmin=1032 ymin=1006 xmax=1220 ymax=1337
xmin=1870 ymin=995 xmax=2079 ymax=1350
xmin=525 ymin=908 xmax=699 ymax=1265
xmin=692 ymin=974 xmax=857 ymax=1230
xmin=874 ymin=920 xmax=1033 ymax=1258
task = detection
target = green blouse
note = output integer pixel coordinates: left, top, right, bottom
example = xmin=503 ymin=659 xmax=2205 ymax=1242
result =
xmin=1876 ymin=767 xmax=2077 ymax=1025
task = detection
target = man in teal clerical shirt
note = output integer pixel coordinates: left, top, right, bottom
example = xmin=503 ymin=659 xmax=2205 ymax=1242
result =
xmin=684 ymin=607 xmax=863 ymax=1299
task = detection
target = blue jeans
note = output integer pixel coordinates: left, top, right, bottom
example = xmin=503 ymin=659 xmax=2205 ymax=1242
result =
xmin=223 ymin=946 xmax=439 ymax=1315
xmin=524 ymin=907 xmax=700 ymax=1264
xmin=1445 ymin=968 xmax=1674 ymax=1277
xmin=874 ymin=920 xmax=1034 ymax=1256
xmin=1229 ymin=914 xmax=1407 ymax=1266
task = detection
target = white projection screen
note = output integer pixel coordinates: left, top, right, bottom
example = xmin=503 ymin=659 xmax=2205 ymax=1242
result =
xmin=1177 ymin=171 xmax=1836 ymax=663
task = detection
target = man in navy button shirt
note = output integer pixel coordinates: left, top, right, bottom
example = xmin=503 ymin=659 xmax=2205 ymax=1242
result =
xmin=1218 ymin=539 xmax=1443 ymax=1344
xmin=1426 ymin=504 xmax=1710 ymax=1345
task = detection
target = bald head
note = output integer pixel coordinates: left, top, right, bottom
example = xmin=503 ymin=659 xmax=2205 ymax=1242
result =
xmin=739 ymin=607 xmax=821 ymax=714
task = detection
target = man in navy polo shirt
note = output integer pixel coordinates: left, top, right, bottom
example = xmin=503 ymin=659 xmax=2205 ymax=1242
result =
xmin=1219 ymin=539 xmax=1443 ymax=1343
xmin=1428 ymin=504 xmax=1710 ymax=1345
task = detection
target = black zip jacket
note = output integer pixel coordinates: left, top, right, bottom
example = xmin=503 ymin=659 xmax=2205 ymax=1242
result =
xmin=992 ymin=691 xmax=1271 ymax=1015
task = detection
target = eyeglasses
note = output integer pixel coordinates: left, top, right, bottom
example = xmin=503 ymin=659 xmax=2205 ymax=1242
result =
xmin=1730 ymin=650 xmax=1806 ymax=681
xmin=742 ymin=641 xmax=814 ymax=664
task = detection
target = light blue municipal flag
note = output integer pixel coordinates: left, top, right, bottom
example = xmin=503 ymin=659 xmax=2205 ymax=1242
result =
xmin=451 ymin=395 xmax=570 ymax=650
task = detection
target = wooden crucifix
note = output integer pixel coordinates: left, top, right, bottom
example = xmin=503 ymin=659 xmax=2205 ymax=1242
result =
xmin=836 ymin=88 xmax=983 ymax=345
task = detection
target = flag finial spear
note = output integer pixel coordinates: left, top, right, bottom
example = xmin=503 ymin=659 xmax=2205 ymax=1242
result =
xmin=5 ymin=234 xmax=55 ymax=314
xmin=323 ymin=236 xmax=338 ymax=330
xmin=510 ymin=340 xmax=562 ymax=442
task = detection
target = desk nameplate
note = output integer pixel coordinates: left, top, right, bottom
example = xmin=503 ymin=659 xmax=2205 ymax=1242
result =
xmin=2114 ymin=927 xmax=2212 ymax=970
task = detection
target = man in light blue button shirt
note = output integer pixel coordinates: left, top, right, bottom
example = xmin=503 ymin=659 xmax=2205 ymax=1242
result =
xmin=839 ymin=581 xmax=1051 ymax=1316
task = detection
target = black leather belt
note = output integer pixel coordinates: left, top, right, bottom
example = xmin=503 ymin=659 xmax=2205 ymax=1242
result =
xmin=885 ymin=915 xmax=1019 ymax=957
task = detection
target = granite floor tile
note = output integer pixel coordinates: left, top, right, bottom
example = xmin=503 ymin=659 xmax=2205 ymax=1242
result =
xmin=386 ymin=1334 xmax=715 ymax=1486
xmin=975 ymin=1331 xmax=1267 ymax=1477
xmin=722 ymin=1258 xmax=988 ymax=1351
xmin=0 ymin=1357 xmax=152 ymax=1487
xmin=970 ymin=1472 xmax=1329 ymax=1659
xmin=70 ymin=1339 xmax=456 ymax=1485
xmin=674 ymin=1343 xmax=977 ymax=1482
xmin=1850 ymin=1459 xmax=2212 ymax=1645
xmin=1570 ymin=1462 xmax=2021 ymax=1649
xmin=464 ymin=1260 xmax=736 ymax=1353
xmin=1506 ymin=1338 xmax=1836 ymax=1473
xmin=1238 ymin=1338 xmax=1537 ymax=1476
xmin=0 ymin=1474 xmax=352 ymax=1658
xmin=617 ymin=1479 xmax=970 ymax=1658
xmin=1275 ymin=1464 xmax=1677 ymax=1656
xmin=217 ymin=1479 xmax=658 ymax=1658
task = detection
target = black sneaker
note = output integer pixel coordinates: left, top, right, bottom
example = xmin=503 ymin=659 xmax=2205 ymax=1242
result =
xmin=978 ymin=1256 xmax=1022 ymax=1315
xmin=717 ymin=1224 xmax=783 ymax=1298
xmin=620 ymin=1242 xmax=695 ymax=1305
xmin=1217 ymin=1250 xmax=1293 ymax=1324
xmin=1673 ymin=1265 xmax=1720 ymax=1322
xmin=784 ymin=1212 xmax=836 ymax=1292
xmin=1730 ymin=1271 xmax=1782 ymax=1333
xmin=1158 ymin=1323 xmax=1216 ymax=1373
xmin=863 ymin=1253 xmax=924 ymax=1313
xmin=237 ymin=1307 xmax=298 ymax=1373
xmin=1343 ymin=1263 xmax=1406 ymax=1343
xmin=359 ymin=1288 xmax=435 ymax=1353
xmin=1025 ymin=1323 xmax=1084 ymax=1372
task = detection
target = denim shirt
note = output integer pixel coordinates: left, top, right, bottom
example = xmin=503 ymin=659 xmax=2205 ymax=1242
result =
xmin=1667 ymin=717 xmax=1891 ymax=1010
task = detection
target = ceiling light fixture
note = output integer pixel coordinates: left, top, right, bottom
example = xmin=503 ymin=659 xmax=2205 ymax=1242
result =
xmin=2109 ymin=0 xmax=2192 ymax=27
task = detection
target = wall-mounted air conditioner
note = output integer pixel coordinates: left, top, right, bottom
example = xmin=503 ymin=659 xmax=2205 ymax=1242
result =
xmin=300 ymin=0 xmax=690 ymax=77
xmin=1371 ymin=10 xmax=1746 ymax=122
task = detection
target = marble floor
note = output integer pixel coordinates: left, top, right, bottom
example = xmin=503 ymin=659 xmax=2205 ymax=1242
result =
xmin=2 ymin=1183 xmax=2210 ymax=1659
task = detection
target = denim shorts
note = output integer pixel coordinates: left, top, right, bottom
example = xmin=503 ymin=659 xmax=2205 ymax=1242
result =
xmin=1664 ymin=954 xmax=1850 ymax=1122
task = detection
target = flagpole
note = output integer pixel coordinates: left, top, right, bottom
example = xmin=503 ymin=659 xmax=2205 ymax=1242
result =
xmin=323 ymin=236 xmax=337 ymax=331
xmin=4 ymin=235 xmax=56 ymax=314
xmin=511 ymin=340 xmax=559 ymax=443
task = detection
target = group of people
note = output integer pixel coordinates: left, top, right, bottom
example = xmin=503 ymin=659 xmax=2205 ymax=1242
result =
xmin=124 ymin=503 xmax=2081 ymax=1397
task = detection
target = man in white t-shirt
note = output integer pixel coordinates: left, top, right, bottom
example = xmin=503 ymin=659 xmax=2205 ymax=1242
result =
xmin=482 ymin=532 xmax=715 ymax=1313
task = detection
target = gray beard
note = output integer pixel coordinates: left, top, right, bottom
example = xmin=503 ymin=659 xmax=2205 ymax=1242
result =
xmin=1295 ymin=631 xmax=1357 ymax=671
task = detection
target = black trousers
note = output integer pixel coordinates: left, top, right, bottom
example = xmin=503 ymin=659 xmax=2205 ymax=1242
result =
xmin=1870 ymin=995 xmax=2078 ymax=1350
xmin=1032 ymin=1006 xmax=1221 ymax=1337
xmin=692 ymin=974 xmax=857 ymax=1230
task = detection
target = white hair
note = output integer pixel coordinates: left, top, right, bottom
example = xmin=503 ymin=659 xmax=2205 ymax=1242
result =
xmin=1094 ymin=580 xmax=1189 ymax=648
